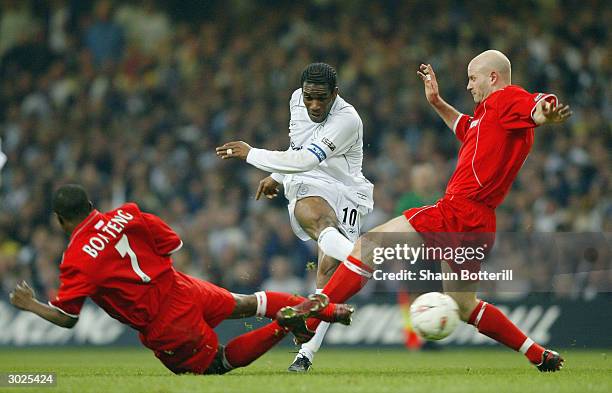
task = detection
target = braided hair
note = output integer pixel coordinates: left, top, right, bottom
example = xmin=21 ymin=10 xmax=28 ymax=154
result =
xmin=300 ymin=63 xmax=337 ymax=93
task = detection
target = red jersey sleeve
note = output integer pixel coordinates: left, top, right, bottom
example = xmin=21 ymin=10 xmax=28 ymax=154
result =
xmin=141 ymin=213 xmax=183 ymax=256
xmin=498 ymin=88 xmax=558 ymax=130
xmin=453 ymin=114 xmax=472 ymax=143
xmin=48 ymin=262 xmax=94 ymax=318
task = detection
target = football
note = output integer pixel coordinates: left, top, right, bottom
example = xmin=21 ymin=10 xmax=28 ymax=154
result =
xmin=410 ymin=292 xmax=460 ymax=340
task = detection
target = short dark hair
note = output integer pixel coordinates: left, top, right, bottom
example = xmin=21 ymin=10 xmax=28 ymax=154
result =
xmin=300 ymin=63 xmax=337 ymax=92
xmin=52 ymin=184 xmax=92 ymax=221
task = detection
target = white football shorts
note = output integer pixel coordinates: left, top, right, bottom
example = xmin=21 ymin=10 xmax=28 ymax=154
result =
xmin=284 ymin=177 xmax=371 ymax=243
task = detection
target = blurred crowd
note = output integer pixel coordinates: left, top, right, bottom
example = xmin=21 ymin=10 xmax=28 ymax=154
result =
xmin=0 ymin=0 xmax=609 ymax=302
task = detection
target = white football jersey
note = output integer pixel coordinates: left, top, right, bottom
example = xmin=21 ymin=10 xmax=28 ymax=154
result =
xmin=283 ymin=88 xmax=373 ymax=208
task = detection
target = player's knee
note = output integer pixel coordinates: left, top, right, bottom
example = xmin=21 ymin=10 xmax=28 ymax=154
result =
xmin=317 ymin=217 xmax=339 ymax=235
xmin=302 ymin=216 xmax=338 ymax=239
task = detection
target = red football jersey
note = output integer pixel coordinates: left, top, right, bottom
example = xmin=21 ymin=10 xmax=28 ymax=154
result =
xmin=446 ymin=85 xmax=557 ymax=208
xmin=49 ymin=203 xmax=183 ymax=330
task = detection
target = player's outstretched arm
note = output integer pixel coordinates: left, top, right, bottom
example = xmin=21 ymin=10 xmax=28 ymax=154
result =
xmin=417 ymin=64 xmax=462 ymax=131
xmin=9 ymin=281 xmax=78 ymax=328
xmin=216 ymin=141 xmax=320 ymax=174
xmin=216 ymin=141 xmax=252 ymax=160
xmin=532 ymin=100 xmax=572 ymax=126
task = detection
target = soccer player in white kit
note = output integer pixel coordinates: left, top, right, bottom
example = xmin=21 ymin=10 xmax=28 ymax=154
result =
xmin=217 ymin=63 xmax=373 ymax=372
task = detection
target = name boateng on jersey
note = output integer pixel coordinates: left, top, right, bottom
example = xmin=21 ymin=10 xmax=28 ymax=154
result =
xmin=49 ymin=203 xmax=183 ymax=330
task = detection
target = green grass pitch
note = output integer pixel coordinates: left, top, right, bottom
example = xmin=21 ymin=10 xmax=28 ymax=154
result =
xmin=1 ymin=347 xmax=610 ymax=393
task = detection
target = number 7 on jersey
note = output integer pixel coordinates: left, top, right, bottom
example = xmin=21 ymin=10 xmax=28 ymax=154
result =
xmin=115 ymin=234 xmax=151 ymax=283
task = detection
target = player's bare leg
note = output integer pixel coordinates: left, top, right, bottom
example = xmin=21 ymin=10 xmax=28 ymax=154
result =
xmin=440 ymin=262 xmax=479 ymax=321
xmin=289 ymin=196 xmax=350 ymax=371
xmin=204 ymin=293 xmax=351 ymax=375
xmin=295 ymin=196 xmax=355 ymax=263
xmin=316 ymin=253 xmax=340 ymax=288
xmin=318 ymin=213 xmax=564 ymax=371
xmin=219 ymin=292 xmax=352 ymax=356
xmin=289 ymin=251 xmax=340 ymax=371
xmin=351 ymin=215 xmax=419 ymax=264
xmin=442 ymin=263 xmax=564 ymax=371
xmin=227 ymin=292 xmax=341 ymax=322
xmin=227 ymin=293 xmax=259 ymax=318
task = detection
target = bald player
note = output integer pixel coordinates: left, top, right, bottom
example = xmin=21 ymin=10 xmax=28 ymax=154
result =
xmin=302 ymin=50 xmax=571 ymax=372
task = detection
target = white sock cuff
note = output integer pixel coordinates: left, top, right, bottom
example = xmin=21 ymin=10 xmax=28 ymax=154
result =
xmin=318 ymin=227 xmax=354 ymax=262
xmin=519 ymin=338 xmax=535 ymax=354
xmin=343 ymin=260 xmax=373 ymax=279
xmin=473 ymin=301 xmax=487 ymax=327
xmin=318 ymin=226 xmax=338 ymax=240
xmin=254 ymin=291 xmax=267 ymax=318
xmin=220 ymin=347 xmax=235 ymax=370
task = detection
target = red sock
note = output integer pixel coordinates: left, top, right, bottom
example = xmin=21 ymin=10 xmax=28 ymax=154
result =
xmin=224 ymin=321 xmax=288 ymax=368
xmin=307 ymin=256 xmax=372 ymax=331
xmin=469 ymin=300 xmax=545 ymax=364
xmin=255 ymin=292 xmax=305 ymax=319
xmin=256 ymin=292 xmax=339 ymax=324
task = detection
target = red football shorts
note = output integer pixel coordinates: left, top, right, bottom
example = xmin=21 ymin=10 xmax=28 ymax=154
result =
xmin=403 ymin=194 xmax=496 ymax=275
xmin=139 ymin=271 xmax=235 ymax=374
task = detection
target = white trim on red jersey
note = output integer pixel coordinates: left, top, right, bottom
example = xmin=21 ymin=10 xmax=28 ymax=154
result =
xmin=48 ymin=301 xmax=80 ymax=319
xmin=471 ymin=103 xmax=486 ymax=188
xmin=167 ymin=240 xmax=183 ymax=255
xmin=405 ymin=203 xmax=438 ymax=223
xmin=530 ymin=93 xmax=558 ymax=123
xmin=452 ymin=114 xmax=466 ymax=135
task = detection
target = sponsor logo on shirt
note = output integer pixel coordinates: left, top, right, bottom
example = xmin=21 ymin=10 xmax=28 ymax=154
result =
xmin=321 ymin=137 xmax=336 ymax=151
xmin=469 ymin=119 xmax=480 ymax=129
xmin=290 ymin=141 xmax=302 ymax=151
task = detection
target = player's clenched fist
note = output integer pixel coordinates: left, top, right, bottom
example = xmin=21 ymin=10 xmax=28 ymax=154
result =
xmin=417 ymin=63 xmax=441 ymax=105
xmin=216 ymin=141 xmax=252 ymax=160
xmin=256 ymin=176 xmax=280 ymax=200
xmin=9 ymin=281 xmax=35 ymax=311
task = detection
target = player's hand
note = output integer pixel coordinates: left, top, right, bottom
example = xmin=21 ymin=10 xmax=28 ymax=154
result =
xmin=9 ymin=281 xmax=35 ymax=311
xmin=417 ymin=64 xmax=441 ymax=105
xmin=256 ymin=176 xmax=280 ymax=200
xmin=533 ymin=100 xmax=572 ymax=125
xmin=216 ymin=141 xmax=252 ymax=160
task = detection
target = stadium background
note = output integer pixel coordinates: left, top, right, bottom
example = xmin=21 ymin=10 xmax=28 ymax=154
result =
xmin=0 ymin=0 xmax=610 ymax=349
